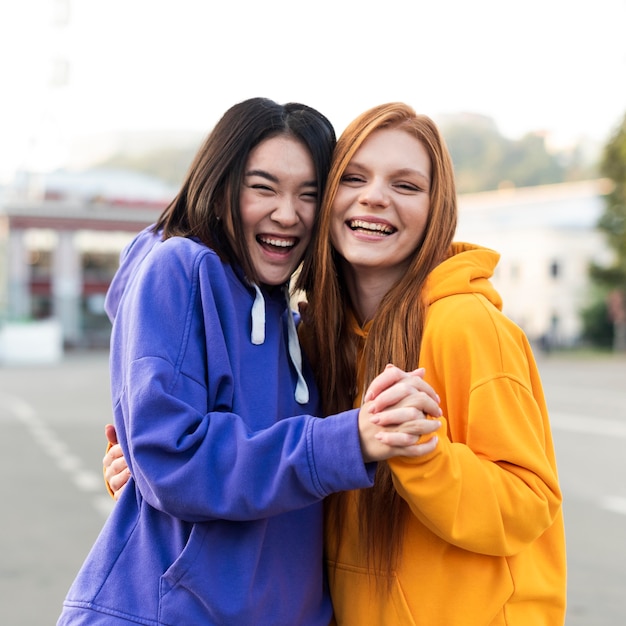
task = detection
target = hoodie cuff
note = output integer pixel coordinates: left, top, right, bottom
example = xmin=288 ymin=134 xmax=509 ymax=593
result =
xmin=308 ymin=408 xmax=376 ymax=495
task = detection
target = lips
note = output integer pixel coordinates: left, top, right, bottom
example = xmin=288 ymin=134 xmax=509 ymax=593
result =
xmin=257 ymin=234 xmax=298 ymax=252
xmin=348 ymin=219 xmax=396 ymax=236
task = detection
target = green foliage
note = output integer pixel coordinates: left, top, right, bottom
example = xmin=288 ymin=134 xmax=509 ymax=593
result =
xmin=586 ymin=111 xmax=626 ymax=351
xmin=93 ymin=115 xmax=596 ymax=197
xmin=439 ymin=115 xmax=589 ymax=194
xmin=589 ymin=261 xmax=624 ymax=287
xmin=580 ymin=298 xmax=614 ymax=348
xmin=599 ymin=112 xmax=626 ymax=269
xmin=99 ymin=146 xmax=198 ymax=187
xmin=601 ymin=114 xmax=626 ymax=184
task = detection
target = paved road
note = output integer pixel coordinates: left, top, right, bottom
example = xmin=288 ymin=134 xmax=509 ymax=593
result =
xmin=1 ymin=350 xmax=625 ymax=625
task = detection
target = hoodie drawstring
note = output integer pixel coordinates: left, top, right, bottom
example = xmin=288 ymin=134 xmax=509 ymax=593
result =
xmin=249 ymin=283 xmax=309 ymax=405
xmin=283 ymin=286 xmax=309 ymax=405
xmin=250 ymin=284 xmax=266 ymax=345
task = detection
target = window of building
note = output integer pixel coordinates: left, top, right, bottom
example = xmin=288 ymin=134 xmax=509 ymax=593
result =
xmin=549 ymin=260 xmax=560 ymax=279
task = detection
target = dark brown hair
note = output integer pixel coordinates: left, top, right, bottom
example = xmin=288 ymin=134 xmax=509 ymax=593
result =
xmin=153 ymin=97 xmax=336 ymax=283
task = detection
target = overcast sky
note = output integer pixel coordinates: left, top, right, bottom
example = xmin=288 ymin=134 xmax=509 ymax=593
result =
xmin=1 ymin=0 xmax=626 ymax=181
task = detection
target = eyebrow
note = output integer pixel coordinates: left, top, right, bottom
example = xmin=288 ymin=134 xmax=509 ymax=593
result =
xmin=245 ymin=169 xmax=317 ymax=187
xmin=395 ymin=167 xmax=431 ymax=184
xmin=348 ymin=161 xmax=431 ymax=184
xmin=246 ymin=169 xmax=279 ymax=183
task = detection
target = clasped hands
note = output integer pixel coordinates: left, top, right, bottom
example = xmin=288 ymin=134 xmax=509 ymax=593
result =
xmin=104 ymin=364 xmax=442 ymax=500
xmin=358 ymin=364 xmax=442 ymax=463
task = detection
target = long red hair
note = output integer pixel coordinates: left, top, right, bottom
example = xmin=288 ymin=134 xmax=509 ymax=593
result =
xmin=297 ymin=102 xmax=458 ymax=577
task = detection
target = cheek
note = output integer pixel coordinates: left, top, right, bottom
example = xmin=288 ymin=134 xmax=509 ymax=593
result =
xmin=404 ymin=205 xmax=429 ymax=235
xmin=239 ymin=200 xmax=265 ymax=242
xmin=297 ymin=206 xmax=317 ymax=243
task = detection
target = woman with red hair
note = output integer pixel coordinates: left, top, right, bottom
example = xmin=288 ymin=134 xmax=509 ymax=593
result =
xmin=297 ymin=102 xmax=566 ymax=625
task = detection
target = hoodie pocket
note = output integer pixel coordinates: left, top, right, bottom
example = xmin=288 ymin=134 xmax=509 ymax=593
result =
xmin=329 ymin=561 xmax=418 ymax=626
xmin=158 ymin=523 xmax=216 ymax=625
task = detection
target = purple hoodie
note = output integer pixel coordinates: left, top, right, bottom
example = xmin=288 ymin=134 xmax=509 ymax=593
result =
xmin=58 ymin=227 xmax=374 ymax=625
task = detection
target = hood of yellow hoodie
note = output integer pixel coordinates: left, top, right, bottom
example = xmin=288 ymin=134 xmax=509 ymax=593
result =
xmin=424 ymin=242 xmax=502 ymax=311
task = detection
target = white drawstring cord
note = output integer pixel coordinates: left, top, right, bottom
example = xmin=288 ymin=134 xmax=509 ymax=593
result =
xmin=283 ymin=286 xmax=309 ymax=405
xmin=249 ymin=283 xmax=309 ymax=404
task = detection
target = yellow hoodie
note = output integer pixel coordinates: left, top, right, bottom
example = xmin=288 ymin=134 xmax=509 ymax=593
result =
xmin=326 ymin=243 xmax=566 ymax=626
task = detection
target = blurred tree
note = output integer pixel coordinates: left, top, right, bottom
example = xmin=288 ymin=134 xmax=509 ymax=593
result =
xmin=440 ymin=115 xmax=584 ymax=193
xmin=499 ymin=132 xmax=565 ymax=188
xmin=590 ymin=112 xmax=626 ymax=351
xmin=562 ymin=143 xmax=599 ymax=182
xmin=99 ymin=145 xmax=197 ymax=186
xmin=94 ymin=115 xmax=595 ymax=196
xmin=441 ymin=115 xmax=508 ymax=192
xmin=580 ymin=291 xmax=614 ymax=349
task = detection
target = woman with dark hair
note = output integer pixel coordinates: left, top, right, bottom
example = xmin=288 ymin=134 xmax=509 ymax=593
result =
xmin=298 ymin=102 xmax=566 ymax=625
xmin=57 ymin=98 xmax=442 ymax=626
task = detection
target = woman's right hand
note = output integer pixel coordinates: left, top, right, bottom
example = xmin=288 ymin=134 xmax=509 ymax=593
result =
xmin=358 ymin=365 xmax=442 ymax=463
xmin=103 ymin=424 xmax=131 ymax=501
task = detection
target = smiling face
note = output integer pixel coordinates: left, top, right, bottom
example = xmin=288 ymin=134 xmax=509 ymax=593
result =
xmin=235 ymin=135 xmax=318 ymax=286
xmin=330 ymin=127 xmax=432 ymax=286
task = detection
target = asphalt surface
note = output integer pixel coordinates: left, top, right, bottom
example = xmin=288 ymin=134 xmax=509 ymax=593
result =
xmin=1 ymin=349 xmax=625 ymax=625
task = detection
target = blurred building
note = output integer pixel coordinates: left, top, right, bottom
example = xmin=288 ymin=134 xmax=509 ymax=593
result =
xmin=0 ymin=168 xmax=174 ymax=361
xmin=456 ymin=178 xmax=613 ymax=348
xmin=0 ymin=177 xmax=613 ymax=361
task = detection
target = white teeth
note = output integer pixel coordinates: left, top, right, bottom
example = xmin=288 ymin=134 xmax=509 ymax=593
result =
xmin=349 ymin=219 xmax=394 ymax=234
xmin=259 ymin=236 xmax=295 ymax=248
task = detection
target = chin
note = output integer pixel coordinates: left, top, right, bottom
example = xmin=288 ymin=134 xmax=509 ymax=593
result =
xmin=260 ymin=273 xmax=291 ymax=287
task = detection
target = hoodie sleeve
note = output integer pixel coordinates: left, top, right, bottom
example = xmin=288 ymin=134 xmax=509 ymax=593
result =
xmin=387 ymin=292 xmax=562 ymax=557
xmin=111 ymin=241 xmax=373 ymax=523
xmin=104 ymin=226 xmax=160 ymax=322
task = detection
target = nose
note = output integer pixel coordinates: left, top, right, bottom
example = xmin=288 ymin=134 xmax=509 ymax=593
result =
xmin=271 ymin=196 xmax=299 ymax=227
xmin=359 ymin=178 xmax=390 ymax=208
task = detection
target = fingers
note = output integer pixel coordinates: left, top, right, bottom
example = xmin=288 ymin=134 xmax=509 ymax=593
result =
xmin=374 ymin=377 xmax=440 ymax=409
xmin=366 ymin=371 xmax=441 ymax=417
xmin=402 ymin=376 xmax=440 ymax=405
xmin=103 ymin=442 xmax=130 ymax=501
xmin=358 ymin=400 xmax=442 ymax=462
xmin=375 ymin=417 xmax=441 ymax=444
xmin=383 ymin=436 xmax=439 ymax=458
xmin=363 ymin=364 xmax=425 ymax=403
xmin=355 ymin=366 xmax=444 ymax=464
xmin=103 ymin=454 xmax=127 ymax=484
xmin=104 ymin=423 xmax=118 ymax=446
xmin=360 ymin=426 xmax=440 ymax=462
xmin=102 ymin=442 xmax=124 ymax=469
xmin=368 ymin=376 xmax=442 ymax=425
xmin=108 ymin=471 xmax=130 ymax=501
xmin=370 ymin=389 xmax=442 ymax=423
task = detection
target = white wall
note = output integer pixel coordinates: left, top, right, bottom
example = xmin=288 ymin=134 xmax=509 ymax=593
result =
xmin=456 ymin=180 xmax=612 ymax=346
xmin=0 ymin=318 xmax=63 ymax=365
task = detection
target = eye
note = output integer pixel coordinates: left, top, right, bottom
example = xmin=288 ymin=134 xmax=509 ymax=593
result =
xmin=395 ymin=182 xmax=422 ymax=193
xmin=301 ymin=191 xmax=318 ymax=202
xmin=249 ymin=183 xmax=275 ymax=194
xmin=340 ymin=173 xmax=366 ymax=185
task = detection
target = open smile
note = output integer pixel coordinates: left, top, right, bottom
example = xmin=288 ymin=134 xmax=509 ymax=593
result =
xmin=347 ymin=219 xmax=396 ymax=236
xmin=256 ymin=234 xmax=299 ymax=254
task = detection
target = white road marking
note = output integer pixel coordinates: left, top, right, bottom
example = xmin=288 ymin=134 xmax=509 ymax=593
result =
xmin=4 ymin=392 xmax=625 ymax=517
xmin=549 ymin=412 xmax=626 ymax=439
xmin=74 ymin=470 xmax=106 ymax=492
xmin=600 ymin=496 xmax=626 ymax=516
xmin=551 ymin=411 xmax=626 ymax=516
xmin=0 ymin=390 xmax=111 ymax=518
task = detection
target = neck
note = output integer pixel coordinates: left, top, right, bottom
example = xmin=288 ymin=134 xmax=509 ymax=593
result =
xmin=341 ymin=262 xmax=399 ymax=325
